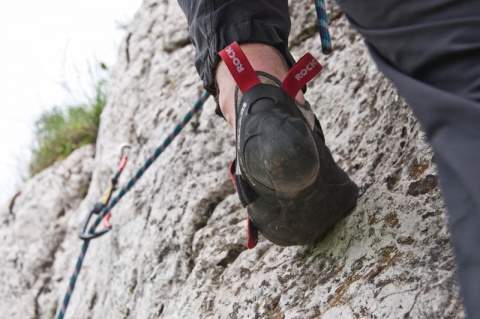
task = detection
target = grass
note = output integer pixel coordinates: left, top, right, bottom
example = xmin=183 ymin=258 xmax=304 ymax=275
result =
xmin=29 ymin=78 xmax=106 ymax=176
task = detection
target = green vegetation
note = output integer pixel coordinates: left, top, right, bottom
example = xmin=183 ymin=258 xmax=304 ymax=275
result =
xmin=29 ymin=78 xmax=106 ymax=176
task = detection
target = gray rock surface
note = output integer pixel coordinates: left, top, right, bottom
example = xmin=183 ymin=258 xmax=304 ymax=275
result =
xmin=0 ymin=145 xmax=95 ymax=318
xmin=0 ymin=0 xmax=465 ymax=318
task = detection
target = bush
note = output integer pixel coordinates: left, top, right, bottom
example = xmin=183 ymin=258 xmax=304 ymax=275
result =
xmin=29 ymin=79 xmax=106 ymax=176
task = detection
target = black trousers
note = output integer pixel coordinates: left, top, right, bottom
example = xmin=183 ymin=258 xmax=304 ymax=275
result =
xmin=338 ymin=1 xmax=480 ymax=317
xmin=177 ymin=0 xmax=296 ymax=95
xmin=178 ymin=1 xmax=480 ymax=317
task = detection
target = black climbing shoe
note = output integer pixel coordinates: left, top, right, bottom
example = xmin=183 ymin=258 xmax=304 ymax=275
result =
xmin=220 ymin=42 xmax=358 ymax=248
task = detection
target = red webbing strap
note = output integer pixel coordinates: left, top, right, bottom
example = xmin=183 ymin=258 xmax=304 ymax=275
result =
xmin=229 ymin=159 xmax=259 ymax=249
xmin=229 ymin=159 xmax=237 ymax=190
xmin=282 ymin=53 xmax=322 ymax=99
xmin=117 ymin=155 xmax=128 ymax=171
xmin=219 ymin=42 xmax=261 ymax=93
xmin=246 ymin=215 xmax=258 ymax=249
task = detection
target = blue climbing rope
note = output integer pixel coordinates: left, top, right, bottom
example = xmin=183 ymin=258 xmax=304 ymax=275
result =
xmin=315 ymin=0 xmax=332 ymax=54
xmin=56 ymin=91 xmax=210 ymax=319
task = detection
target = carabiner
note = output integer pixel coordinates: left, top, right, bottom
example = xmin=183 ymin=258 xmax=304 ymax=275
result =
xmin=78 ymin=203 xmax=112 ymax=240
xmin=118 ymin=143 xmax=131 ymax=159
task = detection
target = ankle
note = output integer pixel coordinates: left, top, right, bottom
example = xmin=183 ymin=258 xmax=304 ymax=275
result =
xmin=215 ymin=43 xmax=306 ymax=130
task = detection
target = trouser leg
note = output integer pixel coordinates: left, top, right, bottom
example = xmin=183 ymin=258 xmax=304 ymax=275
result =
xmin=177 ymin=0 xmax=295 ymax=94
xmin=435 ymin=148 xmax=480 ymax=318
xmin=336 ymin=0 xmax=480 ymax=317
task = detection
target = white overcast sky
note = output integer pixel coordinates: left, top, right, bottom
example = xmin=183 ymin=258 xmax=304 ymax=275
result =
xmin=0 ymin=0 xmax=143 ymax=205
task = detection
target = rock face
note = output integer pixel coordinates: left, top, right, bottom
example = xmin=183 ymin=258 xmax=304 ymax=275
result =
xmin=0 ymin=0 xmax=465 ymax=318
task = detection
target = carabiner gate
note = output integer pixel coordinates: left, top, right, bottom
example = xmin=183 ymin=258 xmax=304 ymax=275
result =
xmin=78 ymin=203 xmax=112 ymax=240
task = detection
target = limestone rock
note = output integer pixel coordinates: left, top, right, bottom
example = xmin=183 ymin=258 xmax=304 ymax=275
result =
xmin=0 ymin=0 xmax=465 ymax=318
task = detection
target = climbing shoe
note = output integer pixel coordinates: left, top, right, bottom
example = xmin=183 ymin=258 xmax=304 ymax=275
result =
xmin=219 ymin=42 xmax=358 ymax=248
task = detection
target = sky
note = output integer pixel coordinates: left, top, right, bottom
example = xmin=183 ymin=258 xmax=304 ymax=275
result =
xmin=0 ymin=0 xmax=143 ymax=205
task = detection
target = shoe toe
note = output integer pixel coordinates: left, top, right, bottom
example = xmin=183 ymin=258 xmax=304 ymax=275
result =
xmin=242 ymin=113 xmax=320 ymax=196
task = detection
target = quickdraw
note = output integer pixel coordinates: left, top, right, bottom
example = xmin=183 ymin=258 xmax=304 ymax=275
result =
xmin=78 ymin=144 xmax=131 ymax=240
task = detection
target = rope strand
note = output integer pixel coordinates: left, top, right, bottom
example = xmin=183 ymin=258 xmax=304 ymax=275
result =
xmin=57 ymin=91 xmax=210 ymax=319
xmin=315 ymin=0 xmax=332 ymax=54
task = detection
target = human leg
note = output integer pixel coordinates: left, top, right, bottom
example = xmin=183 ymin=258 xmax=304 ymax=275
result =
xmin=337 ymin=0 xmax=480 ymax=316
